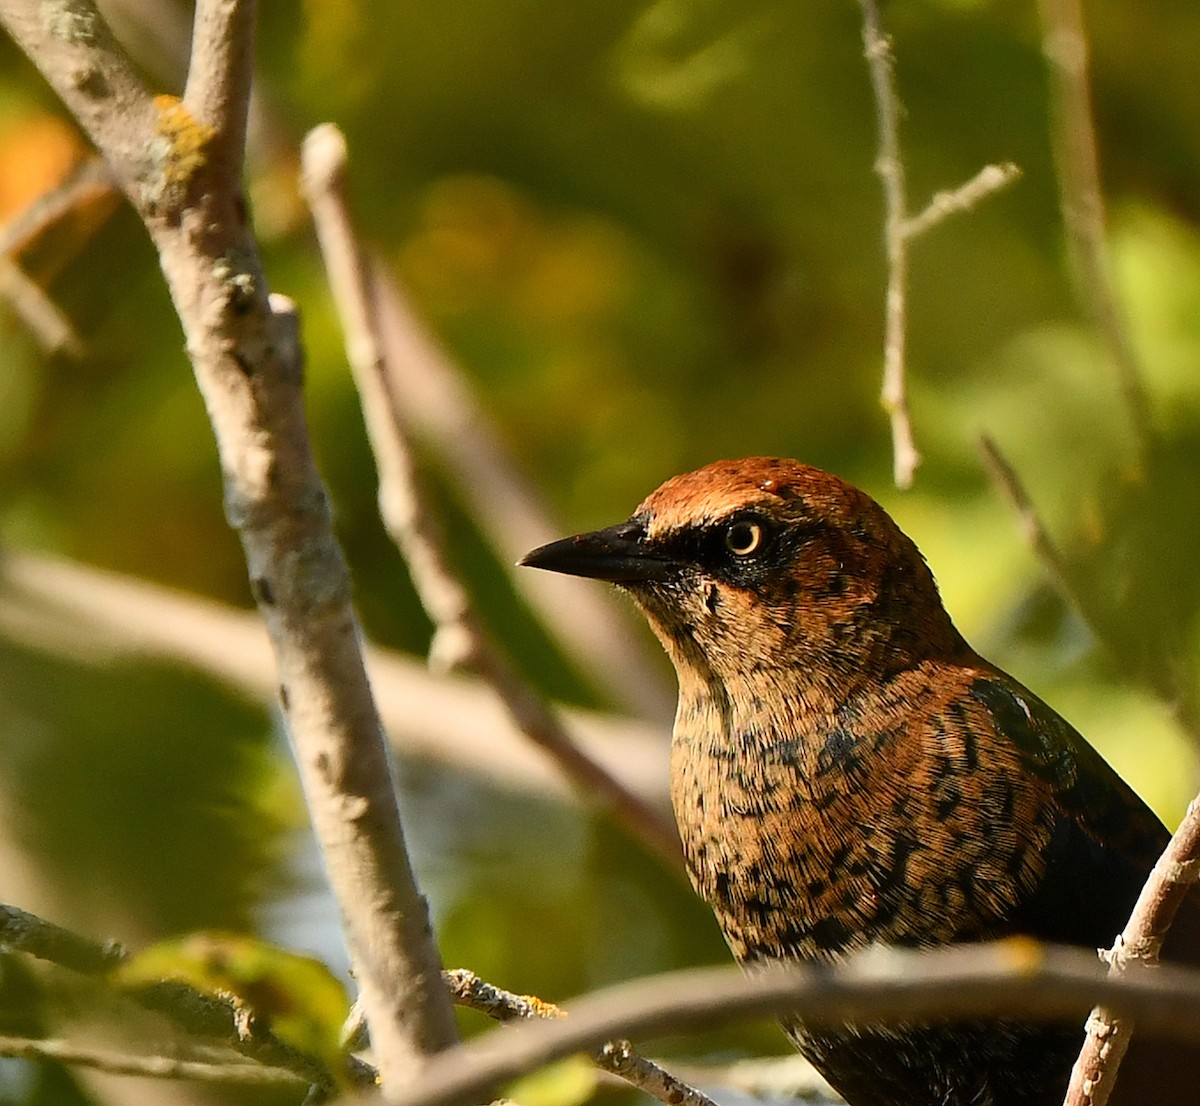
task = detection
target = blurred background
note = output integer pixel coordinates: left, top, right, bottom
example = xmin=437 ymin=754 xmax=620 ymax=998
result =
xmin=1 ymin=0 xmax=1200 ymax=1103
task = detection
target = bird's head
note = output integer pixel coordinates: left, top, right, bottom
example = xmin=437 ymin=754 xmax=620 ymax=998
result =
xmin=522 ymin=458 xmax=966 ymax=695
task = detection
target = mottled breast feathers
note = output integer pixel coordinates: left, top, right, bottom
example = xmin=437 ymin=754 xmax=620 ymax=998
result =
xmin=521 ymin=457 xmax=1200 ymax=1106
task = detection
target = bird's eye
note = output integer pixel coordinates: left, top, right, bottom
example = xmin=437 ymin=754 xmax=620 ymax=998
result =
xmin=725 ymin=520 xmax=764 ymax=557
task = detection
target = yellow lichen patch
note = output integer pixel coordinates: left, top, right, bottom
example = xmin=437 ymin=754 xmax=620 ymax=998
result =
xmin=151 ymin=94 xmax=214 ymax=195
xmin=520 ymin=993 xmax=566 ymax=1019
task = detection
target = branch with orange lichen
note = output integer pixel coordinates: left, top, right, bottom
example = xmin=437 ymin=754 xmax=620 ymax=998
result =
xmin=360 ymin=942 xmax=1200 ymax=1106
xmin=442 ymin=970 xmax=720 ymax=1106
xmin=0 ymin=0 xmax=459 ymax=1087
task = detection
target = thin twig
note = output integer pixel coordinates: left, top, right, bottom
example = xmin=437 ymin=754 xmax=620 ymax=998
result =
xmin=857 ymin=0 xmax=918 ymax=489
xmin=0 ymin=155 xmax=117 ymax=259
xmin=666 ymin=1055 xmax=837 ymax=1104
xmin=444 ymin=970 xmax=719 ymax=1106
xmin=181 ymin=0 xmax=254 ymax=190
xmin=0 ymin=1036 xmax=302 ymax=1086
xmin=371 ymin=276 xmax=676 ymax=721
xmin=0 ymin=0 xmax=460 ymax=1084
xmin=856 ymin=3 xmax=1022 ymax=489
xmin=356 ymin=942 xmax=1200 ymax=1106
xmin=976 ymin=434 xmax=1091 ymax=624
xmin=0 ymin=257 xmax=84 ymax=356
xmin=1036 ymin=0 xmax=1152 ymax=458
xmin=979 ymin=434 xmax=1200 ymax=747
xmin=0 ymin=902 xmax=346 ymax=1090
xmin=1063 ymin=797 xmax=1200 ymax=1106
xmin=299 ymin=123 xmax=684 ymax=874
xmin=0 ymin=903 xmax=125 ymax=975
xmin=902 ymin=162 xmax=1023 ymax=240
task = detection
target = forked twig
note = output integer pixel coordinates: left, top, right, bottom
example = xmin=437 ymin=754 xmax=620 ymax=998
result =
xmin=855 ymin=1 xmax=1021 ymax=489
xmin=444 ymin=969 xmax=719 ymax=1106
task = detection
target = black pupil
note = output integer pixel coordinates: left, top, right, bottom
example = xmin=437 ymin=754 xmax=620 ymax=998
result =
xmin=728 ymin=522 xmax=758 ymax=554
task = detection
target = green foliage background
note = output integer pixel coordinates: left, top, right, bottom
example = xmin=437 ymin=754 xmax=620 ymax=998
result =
xmin=1 ymin=1 xmax=1200 ymax=1102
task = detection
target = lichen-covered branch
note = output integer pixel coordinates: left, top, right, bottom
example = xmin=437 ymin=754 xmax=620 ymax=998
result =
xmin=0 ymin=0 xmax=458 ymax=1086
xmin=444 ymin=969 xmax=719 ymax=1106
xmin=369 ymin=942 xmax=1200 ymax=1106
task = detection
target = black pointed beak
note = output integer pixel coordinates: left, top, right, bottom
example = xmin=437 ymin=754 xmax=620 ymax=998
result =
xmin=520 ymin=520 xmax=680 ymax=583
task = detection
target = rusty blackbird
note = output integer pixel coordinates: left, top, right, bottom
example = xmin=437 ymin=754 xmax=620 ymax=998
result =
xmin=522 ymin=457 xmax=1200 ymax=1106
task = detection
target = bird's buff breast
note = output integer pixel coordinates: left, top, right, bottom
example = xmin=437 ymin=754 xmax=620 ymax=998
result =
xmin=668 ymin=675 xmax=1051 ymax=965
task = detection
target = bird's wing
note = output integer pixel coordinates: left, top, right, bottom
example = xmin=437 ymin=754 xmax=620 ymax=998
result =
xmin=966 ymin=673 xmax=1177 ymax=950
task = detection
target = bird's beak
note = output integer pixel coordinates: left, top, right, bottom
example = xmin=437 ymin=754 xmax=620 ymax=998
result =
xmin=520 ymin=520 xmax=680 ymax=583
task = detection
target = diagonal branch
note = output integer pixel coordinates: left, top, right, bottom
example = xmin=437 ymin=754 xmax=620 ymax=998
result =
xmin=902 ymin=162 xmax=1022 ymax=240
xmin=0 ymin=0 xmax=460 ymax=1087
xmin=443 ymin=969 xmax=718 ymax=1106
xmin=299 ymin=123 xmax=683 ymax=874
xmin=1036 ymin=0 xmax=1152 ymax=457
xmin=181 ymin=0 xmax=254 ymax=187
xmin=370 ymin=278 xmax=676 ymax=721
xmin=1063 ymin=797 xmax=1200 ymax=1106
xmin=1 ymin=902 xmax=348 ymax=1090
xmin=363 ymin=942 xmax=1200 ymax=1106
xmin=0 ymin=1036 xmax=303 ymax=1087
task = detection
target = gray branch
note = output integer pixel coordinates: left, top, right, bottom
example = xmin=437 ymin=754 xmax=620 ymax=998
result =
xmin=0 ymin=0 xmax=458 ymax=1086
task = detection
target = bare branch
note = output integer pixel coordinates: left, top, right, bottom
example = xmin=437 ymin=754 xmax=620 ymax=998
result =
xmin=856 ymin=7 xmax=1022 ymax=490
xmin=1064 ymin=797 xmax=1200 ymax=1106
xmin=856 ymin=0 xmax=918 ymax=489
xmin=0 ymin=0 xmax=460 ymax=1084
xmin=0 ymin=256 xmax=84 ymax=356
xmin=1036 ymin=0 xmax=1152 ymax=456
xmin=181 ymin=0 xmax=254 ymax=186
xmin=0 ymin=1036 xmax=302 ymax=1086
xmin=976 ymin=434 xmax=1091 ymax=622
xmin=299 ymin=123 xmax=683 ymax=873
xmin=0 ymin=548 xmax=672 ymax=806
xmin=444 ymin=970 xmax=718 ymax=1106
xmin=0 ymin=1 xmax=158 ymax=199
xmin=361 ymin=942 xmax=1200 ymax=1106
xmin=0 ymin=903 xmax=125 ymax=975
xmin=371 ymin=244 xmax=674 ymax=720
xmin=0 ymin=902 xmax=349 ymax=1090
xmin=903 ymin=162 xmax=1023 ymax=240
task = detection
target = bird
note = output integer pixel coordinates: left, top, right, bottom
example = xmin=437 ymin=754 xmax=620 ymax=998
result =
xmin=521 ymin=456 xmax=1200 ymax=1106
